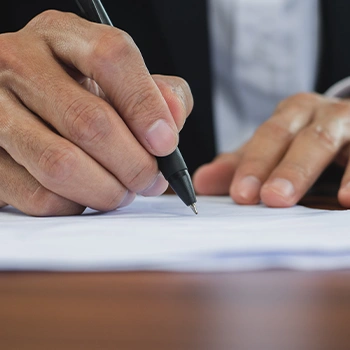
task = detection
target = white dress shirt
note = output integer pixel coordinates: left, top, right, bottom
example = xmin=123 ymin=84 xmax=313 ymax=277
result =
xmin=208 ymin=0 xmax=320 ymax=153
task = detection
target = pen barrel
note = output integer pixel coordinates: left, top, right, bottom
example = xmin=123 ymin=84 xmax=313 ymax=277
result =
xmin=75 ymin=0 xmax=113 ymax=25
xmin=156 ymin=148 xmax=196 ymax=206
xmin=156 ymin=148 xmax=187 ymax=179
xmin=166 ymin=169 xmax=197 ymax=206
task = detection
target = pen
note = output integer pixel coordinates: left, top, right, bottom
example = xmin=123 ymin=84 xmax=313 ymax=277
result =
xmin=75 ymin=0 xmax=198 ymax=214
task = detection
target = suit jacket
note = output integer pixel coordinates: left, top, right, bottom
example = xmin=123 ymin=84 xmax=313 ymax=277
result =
xmin=2 ymin=0 xmax=350 ymax=175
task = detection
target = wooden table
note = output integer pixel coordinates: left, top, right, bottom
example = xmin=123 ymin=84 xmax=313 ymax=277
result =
xmin=1 ymin=196 xmax=350 ymax=350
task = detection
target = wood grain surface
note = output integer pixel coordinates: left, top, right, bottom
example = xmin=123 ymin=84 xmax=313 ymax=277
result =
xmin=1 ymin=271 xmax=350 ymax=350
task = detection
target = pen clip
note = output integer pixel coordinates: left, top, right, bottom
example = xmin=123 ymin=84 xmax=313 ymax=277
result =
xmin=75 ymin=0 xmax=113 ymax=26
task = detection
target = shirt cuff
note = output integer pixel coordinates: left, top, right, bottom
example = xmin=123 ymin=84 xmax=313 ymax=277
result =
xmin=324 ymin=77 xmax=350 ymax=98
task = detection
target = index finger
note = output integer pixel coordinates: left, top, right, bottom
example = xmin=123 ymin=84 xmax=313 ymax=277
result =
xmin=25 ymin=10 xmax=179 ymax=156
xmin=261 ymin=103 xmax=350 ymax=207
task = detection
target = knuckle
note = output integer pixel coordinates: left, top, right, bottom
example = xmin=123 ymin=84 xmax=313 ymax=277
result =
xmin=38 ymin=142 xmax=78 ymax=185
xmin=27 ymin=186 xmax=84 ymax=217
xmin=308 ymin=121 xmax=342 ymax=151
xmin=113 ymin=30 xmax=136 ymax=55
xmin=271 ymin=98 xmax=316 ymax=134
xmin=92 ymin=28 xmax=137 ymax=70
xmin=123 ymin=82 xmax=163 ymax=123
xmin=274 ymin=104 xmax=302 ymax=120
xmin=26 ymin=10 xmax=61 ymax=31
xmin=63 ymin=97 xmax=112 ymax=146
xmin=124 ymin=156 xmax=158 ymax=192
xmin=27 ymin=187 xmax=63 ymax=216
xmin=25 ymin=10 xmax=71 ymax=32
xmin=0 ymin=33 xmax=26 ymax=77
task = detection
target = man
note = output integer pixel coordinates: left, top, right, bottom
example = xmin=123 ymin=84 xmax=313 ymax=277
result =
xmin=1 ymin=0 xmax=350 ymax=216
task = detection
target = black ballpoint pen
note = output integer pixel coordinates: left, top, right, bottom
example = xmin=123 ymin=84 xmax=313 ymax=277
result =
xmin=75 ymin=0 xmax=198 ymax=214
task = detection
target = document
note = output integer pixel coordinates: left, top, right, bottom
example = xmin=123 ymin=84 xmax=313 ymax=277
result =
xmin=1 ymin=195 xmax=350 ymax=271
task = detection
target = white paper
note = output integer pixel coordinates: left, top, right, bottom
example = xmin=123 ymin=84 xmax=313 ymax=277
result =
xmin=1 ymin=195 xmax=350 ymax=271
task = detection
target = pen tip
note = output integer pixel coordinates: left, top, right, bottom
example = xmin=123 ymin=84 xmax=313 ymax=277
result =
xmin=190 ymin=203 xmax=198 ymax=215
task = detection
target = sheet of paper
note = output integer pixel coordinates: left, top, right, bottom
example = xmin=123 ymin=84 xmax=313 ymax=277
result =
xmin=1 ymin=195 xmax=350 ymax=271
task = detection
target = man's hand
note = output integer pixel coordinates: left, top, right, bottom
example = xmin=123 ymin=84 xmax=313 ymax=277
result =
xmin=194 ymin=92 xmax=350 ymax=207
xmin=0 ymin=10 xmax=193 ymax=216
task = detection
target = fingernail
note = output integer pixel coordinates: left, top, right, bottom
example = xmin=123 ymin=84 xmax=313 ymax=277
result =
xmin=119 ymin=191 xmax=136 ymax=208
xmin=146 ymin=120 xmax=178 ymax=155
xmin=237 ymin=176 xmax=261 ymax=200
xmin=140 ymin=173 xmax=168 ymax=197
xmin=265 ymin=178 xmax=295 ymax=198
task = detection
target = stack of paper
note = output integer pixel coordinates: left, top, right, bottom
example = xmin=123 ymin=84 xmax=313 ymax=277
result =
xmin=1 ymin=195 xmax=350 ymax=271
